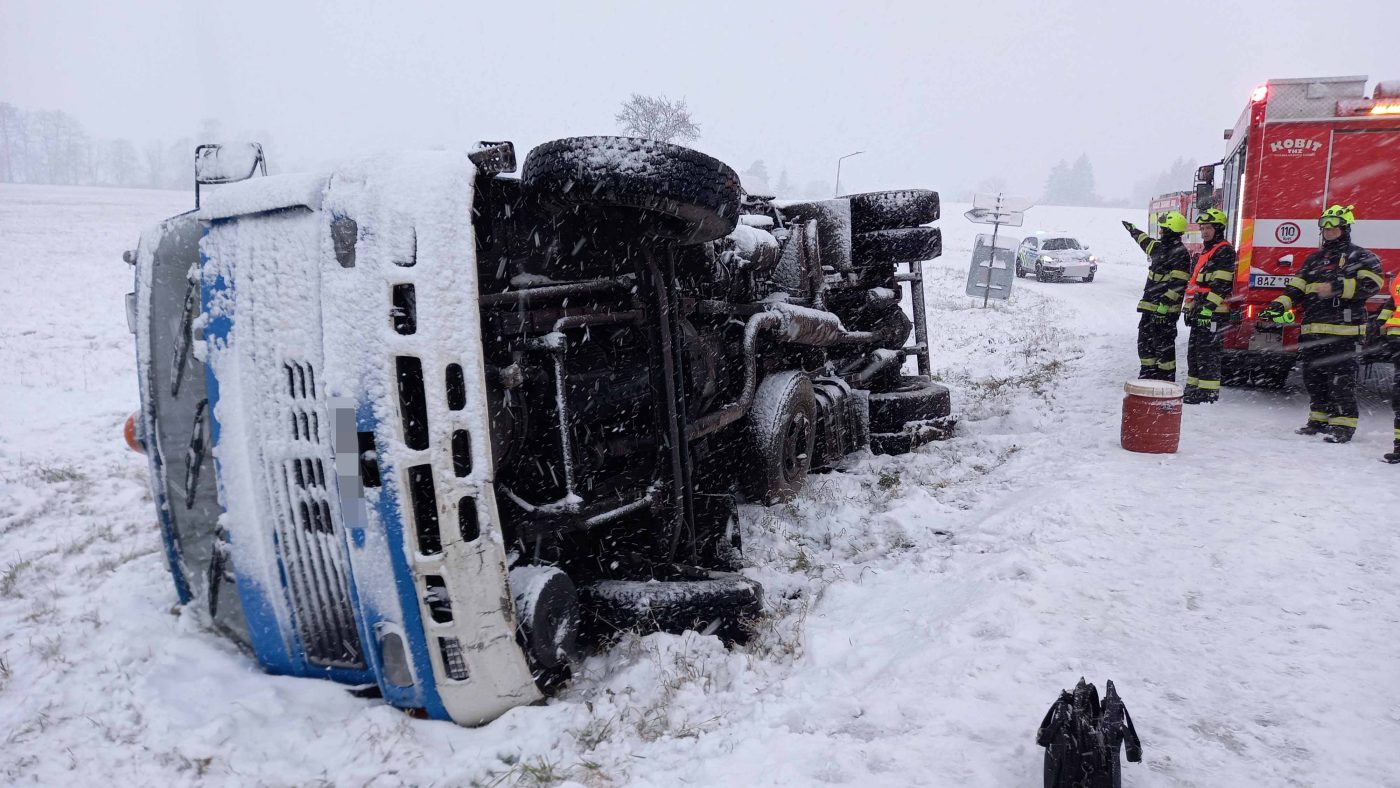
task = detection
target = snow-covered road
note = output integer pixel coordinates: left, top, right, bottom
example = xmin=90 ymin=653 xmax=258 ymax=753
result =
xmin=2 ymin=185 xmax=1396 ymax=786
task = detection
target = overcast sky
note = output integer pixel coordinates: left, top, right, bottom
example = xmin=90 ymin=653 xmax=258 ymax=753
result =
xmin=4 ymin=0 xmax=1399 ymax=201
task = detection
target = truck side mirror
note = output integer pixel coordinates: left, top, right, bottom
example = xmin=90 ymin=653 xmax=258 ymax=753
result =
xmin=469 ymin=141 xmax=517 ymax=176
xmin=195 ymin=142 xmax=267 ymax=208
xmin=1193 ymin=163 xmax=1219 ymax=210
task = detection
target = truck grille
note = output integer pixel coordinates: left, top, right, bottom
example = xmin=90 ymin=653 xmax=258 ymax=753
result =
xmin=270 ymin=360 xmax=364 ymax=669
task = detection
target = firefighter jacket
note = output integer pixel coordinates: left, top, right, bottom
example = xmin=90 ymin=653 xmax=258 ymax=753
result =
xmin=1271 ymin=239 xmax=1384 ymax=336
xmin=1378 ymin=277 xmax=1400 ymax=337
xmin=1133 ymin=230 xmax=1192 ymax=315
xmin=1186 ymin=239 xmax=1236 ymax=321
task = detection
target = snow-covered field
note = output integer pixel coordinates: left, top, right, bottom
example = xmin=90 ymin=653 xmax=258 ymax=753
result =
xmin=2 ymin=183 xmax=1397 ymax=787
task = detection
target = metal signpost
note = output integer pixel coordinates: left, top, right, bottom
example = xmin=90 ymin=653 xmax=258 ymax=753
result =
xmin=964 ymin=193 xmax=1033 ymax=307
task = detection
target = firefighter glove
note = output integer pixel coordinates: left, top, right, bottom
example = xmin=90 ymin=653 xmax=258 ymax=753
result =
xmin=1193 ymin=306 xmax=1214 ymax=327
xmin=1122 ymin=221 xmax=1138 ymax=235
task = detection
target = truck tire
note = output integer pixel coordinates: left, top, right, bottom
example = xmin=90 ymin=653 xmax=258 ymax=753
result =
xmin=868 ymin=375 xmax=953 ymax=454
xmin=579 ymin=568 xmax=763 ymax=645
xmin=847 ymin=189 xmax=940 ymax=233
xmin=522 ymin=136 xmax=741 ymax=245
xmin=745 ymin=371 xmax=816 ymax=504
xmin=852 ymin=226 xmax=943 ymax=267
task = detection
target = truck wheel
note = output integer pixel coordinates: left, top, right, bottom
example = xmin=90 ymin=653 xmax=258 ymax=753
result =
xmin=868 ymin=375 xmax=953 ymax=454
xmin=522 ymin=136 xmax=741 ymax=245
xmin=579 ymin=568 xmax=763 ymax=645
xmin=745 ymin=371 xmax=816 ymax=504
xmin=846 ymin=189 xmax=941 ymax=233
xmin=851 ymin=226 xmax=942 ymax=267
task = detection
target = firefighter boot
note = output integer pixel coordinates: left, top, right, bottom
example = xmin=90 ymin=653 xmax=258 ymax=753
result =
xmin=1384 ymin=442 xmax=1400 ymax=464
xmin=1323 ymin=425 xmax=1355 ymax=444
xmin=1295 ymin=421 xmax=1328 ymax=436
xmin=1182 ymin=386 xmax=1218 ymax=405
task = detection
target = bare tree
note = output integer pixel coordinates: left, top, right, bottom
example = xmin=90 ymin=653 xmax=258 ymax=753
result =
xmin=614 ymin=93 xmax=701 ymax=144
xmin=105 ymin=139 xmax=140 ymax=186
xmin=144 ymin=139 xmax=168 ymax=188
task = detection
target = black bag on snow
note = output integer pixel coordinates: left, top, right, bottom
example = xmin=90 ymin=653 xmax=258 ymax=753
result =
xmin=1036 ymin=678 xmax=1142 ymax=788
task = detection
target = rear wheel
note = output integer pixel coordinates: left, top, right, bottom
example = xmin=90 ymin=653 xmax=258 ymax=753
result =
xmin=846 ymin=189 xmax=940 ymax=232
xmin=851 ymin=226 xmax=942 ymax=267
xmin=522 ymin=136 xmax=741 ymax=244
xmin=868 ymin=375 xmax=953 ymax=454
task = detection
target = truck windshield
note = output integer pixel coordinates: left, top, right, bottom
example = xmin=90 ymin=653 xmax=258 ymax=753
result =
xmin=1042 ymin=238 xmax=1081 ymax=251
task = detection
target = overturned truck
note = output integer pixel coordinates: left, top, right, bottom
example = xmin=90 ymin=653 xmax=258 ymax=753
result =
xmin=125 ymin=137 xmax=952 ymax=725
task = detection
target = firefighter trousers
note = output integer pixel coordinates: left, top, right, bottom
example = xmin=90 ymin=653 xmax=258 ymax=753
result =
xmin=1391 ymin=341 xmax=1400 ymax=446
xmin=1137 ymin=314 xmax=1177 ymax=381
xmin=1186 ymin=322 xmax=1222 ymax=391
xmin=1299 ymin=335 xmax=1358 ymax=428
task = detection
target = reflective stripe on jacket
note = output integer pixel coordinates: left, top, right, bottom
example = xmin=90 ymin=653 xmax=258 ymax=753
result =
xmin=1134 ymin=231 xmax=1192 ymax=314
xmin=1269 ymin=241 xmax=1383 ymax=333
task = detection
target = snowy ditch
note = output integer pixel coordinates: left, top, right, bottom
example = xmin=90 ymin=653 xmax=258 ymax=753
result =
xmin=2 ymin=185 xmax=1397 ymax=786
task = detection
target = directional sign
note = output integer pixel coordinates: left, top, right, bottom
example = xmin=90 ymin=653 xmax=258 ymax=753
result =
xmin=965 ymin=232 xmax=1016 ymax=300
xmin=964 ymin=208 xmax=1025 ymax=227
xmin=973 ymin=192 xmax=1034 ymax=213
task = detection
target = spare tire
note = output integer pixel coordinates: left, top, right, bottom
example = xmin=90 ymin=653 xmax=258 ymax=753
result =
xmin=522 ymin=136 xmax=741 ymax=245
xmin=848 ymin=189 xmax=940 ymax=233
xmin=852 ymin=226 xmax=943 ymax=267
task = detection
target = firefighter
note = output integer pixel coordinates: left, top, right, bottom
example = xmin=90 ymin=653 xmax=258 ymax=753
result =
xmin=1260 ymin=205 xmax=1384 ymax=443
xmin=1379 ymin=281 xmax=1400 ymax=462
xmin=1123 ymin=211 xmax=1192 ymax=381
xmin=1183 ymin=208 xmax=1236 ymax=404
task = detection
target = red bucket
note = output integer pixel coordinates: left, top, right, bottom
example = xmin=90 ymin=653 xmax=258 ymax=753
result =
xmin=1121 ymin=380 xmax=1183 ymax=454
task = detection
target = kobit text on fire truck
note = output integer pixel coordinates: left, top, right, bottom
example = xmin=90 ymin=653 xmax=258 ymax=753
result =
xmin=1192 ymin=75 xmax=1400 ymax=387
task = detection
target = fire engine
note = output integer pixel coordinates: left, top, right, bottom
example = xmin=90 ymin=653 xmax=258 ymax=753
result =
xmin=1192 ymin=75 xmax=1400 ymax=387
xmin=1147 ymin=191 xmax=1205 ymax=255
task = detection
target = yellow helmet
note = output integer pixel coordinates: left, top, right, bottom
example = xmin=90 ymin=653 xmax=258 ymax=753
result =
xmin=1156 ymin=210 xmax=1188 ymax=234
xmin=1319 ymin=204 xmax=1355 ymax=229
xmin=1194 ymin=207 xmax=1228 ymax=227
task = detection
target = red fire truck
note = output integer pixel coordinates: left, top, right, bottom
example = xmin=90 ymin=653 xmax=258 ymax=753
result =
xmin=1192 ymin=75 xmax=1400 ymax=387
xmin=1148 ymin=191 xmax=1206 ymax=255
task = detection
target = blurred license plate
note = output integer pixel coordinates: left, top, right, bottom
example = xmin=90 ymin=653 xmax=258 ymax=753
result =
xmin=1250 ymin=330 xmax=1284 ymax=351
xmin=1250 ymin=274 xmax=1289 ymax=288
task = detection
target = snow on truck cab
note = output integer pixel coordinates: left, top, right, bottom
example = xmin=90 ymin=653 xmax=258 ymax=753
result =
xmin=1191 ymin=75 xmax=1400 ymax=387
xmin=125 ymin=137 xmax=953 ymax=725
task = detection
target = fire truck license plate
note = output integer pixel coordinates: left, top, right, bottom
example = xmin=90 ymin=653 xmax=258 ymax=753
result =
xmin=1250 ymin=330 xmax=1284 ymax=352
xmin=1250 ymin=274 xmax=1289 ymax=289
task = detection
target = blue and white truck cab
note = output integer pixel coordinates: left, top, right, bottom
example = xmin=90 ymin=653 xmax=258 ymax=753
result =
xmin=126 ymin=137 xmax=953 ymax=725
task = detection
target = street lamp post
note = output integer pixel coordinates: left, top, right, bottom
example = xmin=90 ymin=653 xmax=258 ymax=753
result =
xmin=834 ymin=150 xmax=864 ymax=197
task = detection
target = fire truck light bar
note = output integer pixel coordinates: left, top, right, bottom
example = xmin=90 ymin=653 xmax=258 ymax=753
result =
xmin=1337 ymin=98 xmax=1400 ymax=116
xmin=1250 ymin=84 xmax=1269 ymax=103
